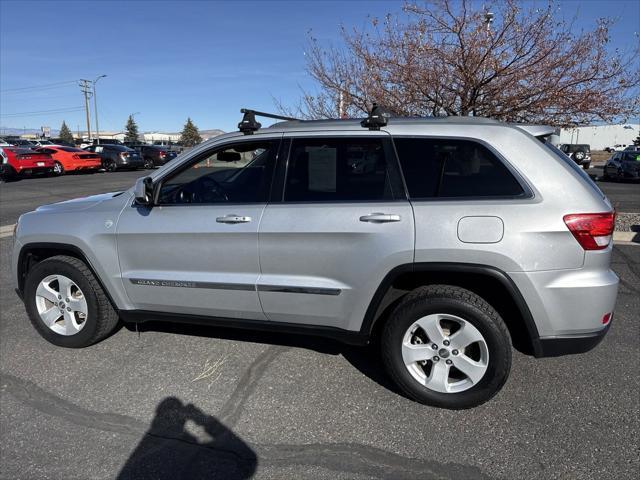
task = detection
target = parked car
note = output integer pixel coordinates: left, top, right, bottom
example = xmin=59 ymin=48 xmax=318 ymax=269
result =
xmin=603 ymin=150 xmax=640 ymax=181
xmin=0 ymin=138 xmax=13 ymax=146
xmin=0 ymin=147 xmax=55 ymax=181
xmin=12 ymin=110 xmax=617 ymax=409
xmin=35 ymin=146 xmax=102 ymax=175
xmin=84 ymin=144 xmax=144 ymax=171
xmin=32 ymin=139 xmax=58 ymax=147
xmin=8 ymin=139 xmax=36 ymax=148
xmin=135 ymin=144 xmax=179 ymax=168
xmin=622 ymin=145 xmax=640 ymax=152
xmin=604 ymin=144 xmax=628 ymax=153
xmin=49 ymin=138 xmax=75 ymax=148
xmin=559 ymin=143 xmax=591 ymax=169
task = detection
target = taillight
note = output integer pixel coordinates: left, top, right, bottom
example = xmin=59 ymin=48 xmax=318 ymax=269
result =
xmin=120 ymin=152 xmax=128 ymax=159
xmin=563 ymin=212 xmax=615 ymax=250
xmin=159 ymin=151 xmax=166 ymax=158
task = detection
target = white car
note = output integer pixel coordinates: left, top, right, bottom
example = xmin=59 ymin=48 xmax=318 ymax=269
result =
xmin=605 ymin=144 xmax=628 ymax=152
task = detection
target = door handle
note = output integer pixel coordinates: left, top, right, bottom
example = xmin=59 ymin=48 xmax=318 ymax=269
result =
xmin=216 ymin=214 xmax=252 ymax=224
xmin=359 ymin=213 xmax=401 ymax=223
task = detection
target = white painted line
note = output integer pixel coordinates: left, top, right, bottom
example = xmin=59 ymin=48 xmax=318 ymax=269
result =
xmin=0 ymin=224 xmax=15 ymax=239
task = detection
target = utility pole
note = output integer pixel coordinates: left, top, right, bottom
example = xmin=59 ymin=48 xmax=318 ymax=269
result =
xmin=93 ymin=75 xmax=107 ymax=145
xmin=79 ymin=79 xmax=93 ymax=141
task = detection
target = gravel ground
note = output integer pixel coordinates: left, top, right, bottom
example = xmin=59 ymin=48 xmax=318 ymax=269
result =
xmin=616 ymin=212 xmax=640 ymax=232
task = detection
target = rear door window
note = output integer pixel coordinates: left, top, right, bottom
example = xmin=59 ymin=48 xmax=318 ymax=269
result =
xmin=393 ymin=138 xmax=525 ymax=198
xmin=283 ymin=137 xmax=403 ymax=202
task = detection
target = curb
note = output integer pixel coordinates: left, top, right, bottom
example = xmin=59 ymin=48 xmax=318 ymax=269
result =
xmin=612 ymin=231 xmax=639 ymax=245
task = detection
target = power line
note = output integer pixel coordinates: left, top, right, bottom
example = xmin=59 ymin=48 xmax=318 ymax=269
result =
xmin=0 ymin=80 xmax=78 ymax=94
xmin=0 ymin=106 xmax=85 ymax=117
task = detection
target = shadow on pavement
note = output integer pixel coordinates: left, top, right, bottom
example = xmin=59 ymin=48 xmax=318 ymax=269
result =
xmin=123 ymin=321 xmax=401 ymax=395
xmin=117 ymin=397 xmax=256 ymax=480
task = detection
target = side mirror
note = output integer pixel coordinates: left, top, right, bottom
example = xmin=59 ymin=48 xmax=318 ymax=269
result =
xmin=134 ymin=176 xmax=154 ymax=206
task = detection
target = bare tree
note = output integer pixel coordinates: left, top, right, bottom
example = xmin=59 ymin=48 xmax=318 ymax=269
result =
xmin=283 ymin=0 xmax=639 ymax=126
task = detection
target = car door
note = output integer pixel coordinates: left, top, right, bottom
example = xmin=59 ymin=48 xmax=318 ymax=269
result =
xmin=116 ymin=136 xmax=282 ymax=319
xmin=257 ymin=132 xmax=414 ymax=331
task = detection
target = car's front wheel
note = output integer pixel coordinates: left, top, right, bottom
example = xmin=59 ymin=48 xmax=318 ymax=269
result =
xmin=381 ymin=285 xmax=512 ymax=409
xmin=143 ymin=157 xmax=154 ymax=169
xmin=24 ymin=255 xmax=119 ymax=347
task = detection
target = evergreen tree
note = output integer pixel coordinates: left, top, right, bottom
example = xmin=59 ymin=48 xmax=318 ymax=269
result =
xmin=59 ymin=121 xmax=74 ymax=145
xmin=179 ymin=117 xmax=202 ymax=147
xmin=124 ymin=115 xmax=139 ymax=143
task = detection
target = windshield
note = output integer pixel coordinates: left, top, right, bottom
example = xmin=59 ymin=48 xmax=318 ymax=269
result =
xmin=620 ymin=152 xmax=640 ymax=162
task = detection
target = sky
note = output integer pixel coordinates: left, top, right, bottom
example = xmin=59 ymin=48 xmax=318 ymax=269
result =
xmin=1 ymin=0 xmax=639 ymax=134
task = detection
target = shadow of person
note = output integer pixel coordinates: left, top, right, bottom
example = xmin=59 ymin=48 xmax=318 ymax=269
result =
xmin=117 ymin=397 xmax=256 ymax=480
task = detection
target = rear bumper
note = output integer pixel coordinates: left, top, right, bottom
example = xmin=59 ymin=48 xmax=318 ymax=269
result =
xmin=116 ymin=159 xmax=144 ymax=169
xmin=509 ymin=259 xmax=619 ymax=350
xmin=69 ymin=161 xmax=102 ymax=171
xmin=533 ymin=323 xmax=610 ymax=357
xmin=15 ymin=166 xmax=54 ymax=175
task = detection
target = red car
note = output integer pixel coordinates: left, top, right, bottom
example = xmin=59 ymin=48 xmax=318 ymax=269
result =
xmin=35 ymin=146 xmax=102 ymax=174
xmin=0 ymin=147 xmax=55 ymax=181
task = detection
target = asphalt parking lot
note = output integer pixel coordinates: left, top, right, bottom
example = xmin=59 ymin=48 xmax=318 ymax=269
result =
xmin=0 ymin=171 xmax=639 ymax=479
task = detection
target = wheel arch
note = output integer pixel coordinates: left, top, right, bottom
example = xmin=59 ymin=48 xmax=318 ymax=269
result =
xmin=17 ymin=242 xmax=119 ymax=312
xmin=360 ymin=263 xmax=542 ymax=356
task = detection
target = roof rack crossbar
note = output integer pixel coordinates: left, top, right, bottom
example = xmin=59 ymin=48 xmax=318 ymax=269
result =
xmin=240 ymin=108 xmax=299 ymax=122
xmin=238 ymin=108 xmax=300 ymax=135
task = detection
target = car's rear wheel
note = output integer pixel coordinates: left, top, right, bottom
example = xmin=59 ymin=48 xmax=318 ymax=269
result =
xmin=144 ymin=157 xmax=154 ymax=169
xmin=381 ymin=285 xmax=512 ymax=409
xmin=52 ymin=161 xmax=64 ymax=175
xmin=24 ymin=255 xmax=119 ymax=347
xmin=105 ymin=160 xmax=117 ymax=172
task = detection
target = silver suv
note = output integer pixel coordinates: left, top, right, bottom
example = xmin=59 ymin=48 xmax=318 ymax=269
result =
xmin=12 ymin=109 xmax=619 ymax=409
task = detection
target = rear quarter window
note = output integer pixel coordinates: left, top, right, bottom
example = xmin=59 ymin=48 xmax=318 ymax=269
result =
xmin=393 ymin=137 xmax=525 ymax=198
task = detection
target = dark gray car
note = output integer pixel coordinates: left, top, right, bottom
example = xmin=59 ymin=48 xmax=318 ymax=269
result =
xmin=84 ymin=144 xmax=145 ymax=171
xmin=135 ymin=145 xmax=178 ymax=168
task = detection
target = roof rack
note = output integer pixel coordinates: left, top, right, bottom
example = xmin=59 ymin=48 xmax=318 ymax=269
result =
xmin=361 ymin=103 xmax=392 ymax=130
xmin=238 ymin=108 xmax=299 ymax=135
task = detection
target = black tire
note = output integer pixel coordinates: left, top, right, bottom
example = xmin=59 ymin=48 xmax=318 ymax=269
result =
xmin=144 ymin=157 xmax=154 ymax=169
xmin=52 ymin=161 xmax=64 ymax=176
xmin=0 ymin=166 xmax=17 ymax=182
xmin=24 ymin=255 xmax=119 ymax=348
xmin=105 ymin=160 xmax=117 ymax=172
xmin=381 ymin=285 xmax=512 ymax=409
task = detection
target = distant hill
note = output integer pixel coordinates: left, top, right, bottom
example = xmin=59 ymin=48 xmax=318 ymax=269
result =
xmin=0 ymin=127 xmax=225 ymax=139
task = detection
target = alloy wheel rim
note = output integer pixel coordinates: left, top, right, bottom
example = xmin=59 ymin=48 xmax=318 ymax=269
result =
xmin=54 ymin=162 xmax=62 ymax=174
xmin=35 ymin=274 xmax=88 ymax=336
xmin=401 ymin=313 xmax=489 ymax=393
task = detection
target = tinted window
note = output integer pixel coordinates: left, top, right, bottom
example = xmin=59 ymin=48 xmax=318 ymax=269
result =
xmin=394 ymin=138 xmax=524 ymax=198
xmin=58 ymin=147 xmax=84 ymax=152
xmin=158 ymin=140 xmax=278 ymax=205
xmin=284 ymin=137 xmax=399 ymax=202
